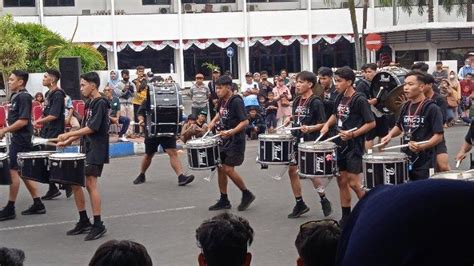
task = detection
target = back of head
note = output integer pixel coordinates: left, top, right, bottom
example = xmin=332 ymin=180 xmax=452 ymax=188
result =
xmin=80 ymin=72 xmax=101 ymax=88
xmin=411 ymin=62 xmax=429 ymax=72
xmin=0 ymin=247 xmax=25 ymax=266
xmin=317 ymin=67 xmax=333 ymax=77
xmin=215 ymin=75 xmax=233 ymax=87
xmin=361 ymin=63 xmax=377 ymax=71
xmin=196 ymin=213 xmax=254 ymax=266
xmin=89 ymin=240 xmax=152 ymax=266
xmin=334 ymin=66 xmax=356 ymax=84
xmin=423 ymin=73 xmax=435 ymax=85
xmin=46 ymin=69 xmax=61 ymax=82
xmin=295 ymin=220 xmax=341 ymax=266
xmin=12 ymin=70 xmax=29 ymax=86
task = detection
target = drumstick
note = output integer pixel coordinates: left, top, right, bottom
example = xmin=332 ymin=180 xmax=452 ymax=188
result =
xmin=464 ymin=168 xmax=474 ymax=173
xmin=372 ymin=142 xmax=385 ymax=149
xmin=286 ymin=125 xmax=318 ymax=131
xmin=381 ymin=140 xmax=430 ymax=151
xmin=313 ymin=133 xmax=324 ymax=144
xmin=202 ymin=130 xmax=211 ymax=139
xmin=456 ymin=160 xmax=461 ymax=168
xmin=275 ymin=125 xmax=285 ymax=130
xmin=321 ymin=127 xmax=358 ymax=143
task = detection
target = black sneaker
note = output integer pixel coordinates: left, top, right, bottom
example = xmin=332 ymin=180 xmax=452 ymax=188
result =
xmin=41 ymin=188 xmax=61 ymax=200
xmin=84 ymin=222 xmax=107 ymax=241
xmin=208 ymin=199 xmax=232 ymax=211
xmin=64 ymin=185 xmax=73 ymax=198
xmin=21 ymin=203 xmax=46 ymax=215
xmin=0 ymin=207 xmax=16 ymax=221
xmin=133 ymin=173 xmax=146 ymax=185
xmin=67 ymin=220 xmax=92 ymax=235
xmin=320 ymin=197 xmax=333 ymax=217
xmin=287 ymin=202 xmax=310 ymax=218
xmin=178 ymin=174 xmax=195 ymax=186
xmin=237 ymin=191 xmax=255 ymax=211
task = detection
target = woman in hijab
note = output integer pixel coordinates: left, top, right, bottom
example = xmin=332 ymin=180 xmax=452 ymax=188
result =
xmin=107 ymin=70 xmax=120 ymax=96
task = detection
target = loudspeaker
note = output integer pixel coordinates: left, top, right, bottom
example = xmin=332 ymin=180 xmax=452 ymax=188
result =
xmin=59 ymin=57 xmax=82 ymax=100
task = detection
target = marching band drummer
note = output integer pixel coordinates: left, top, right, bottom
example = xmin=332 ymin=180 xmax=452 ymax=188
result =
xmin=0 ymin=70 xmax=46 ymax=221
xmin=455 ymin=120 xmax=474 ymax=167
xmin=207 ymin=75 xmax=256 ymax=211
xmin=57 ymin=72 xmax=108 ymax=241
xmin=381 ymin=70 xmax=444 ymax=182
xmin=320 ymin=67 xmax=375 ymax=228
xmin=283 ymin=71 xmax=332 ymax=219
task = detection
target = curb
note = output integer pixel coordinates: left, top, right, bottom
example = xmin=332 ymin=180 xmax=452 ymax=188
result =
xmin=63 ymin=142 xmax=183 ymax=158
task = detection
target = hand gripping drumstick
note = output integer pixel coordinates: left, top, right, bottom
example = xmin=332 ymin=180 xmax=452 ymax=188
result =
xmin=285 ymin=125 xmax=318 ymax=131
xmin=381 ymin=140 xmax=430 ymax=151
xmin=321 ymin=127 xmax=358 ymax=143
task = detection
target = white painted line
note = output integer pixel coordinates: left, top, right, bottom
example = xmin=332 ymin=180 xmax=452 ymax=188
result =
xmin=0 ymin=206 xmax=195 ymax=232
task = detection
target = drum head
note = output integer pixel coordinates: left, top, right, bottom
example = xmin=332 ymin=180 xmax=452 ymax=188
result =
xmin=299 ymin=142 xmax=336 ymax=151
xmin=431 ymin=170 xmax=474 ymax=181
xmin=370 ymin=68 xmax=408 ymax=105
xmin=363 ymin=152 xmax=407 ymax=162
xmin=0 ymin=152 xmax=8 ymax=160
xmin=17 ymin=151 xmax=51 ymax=159
xmin=259 ymin=133 xmax=294 ymax=140
xmin=186 ymin=138 xmax=217 ymax=147
xmin=49 ymin=153 xmax=86 ymax=160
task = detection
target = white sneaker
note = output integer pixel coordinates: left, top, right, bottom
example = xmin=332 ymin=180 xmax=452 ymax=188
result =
xmin=119 ymin=136 xmax=129 ymax=142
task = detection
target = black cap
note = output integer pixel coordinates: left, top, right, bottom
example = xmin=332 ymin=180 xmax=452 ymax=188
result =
xmin=199 ymin=110 xmax=207 ymax=116
xmin=187 ymin=114 xmax=197 ymax=120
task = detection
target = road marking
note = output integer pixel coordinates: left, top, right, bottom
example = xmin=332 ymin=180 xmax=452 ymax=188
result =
xmin=0 ymin=206 xmax=196 ymax=232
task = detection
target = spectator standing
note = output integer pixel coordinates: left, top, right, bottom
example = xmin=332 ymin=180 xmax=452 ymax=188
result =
xmin=258 ymin=71 xmax=274 ymax=97
xmin=258 ymin=94 xmax=266 ymax=117
xmin=242 ymin=72 xmax=260 ymax=110
xmin=132 ymin=66 xmax=148 ymax=136
xmin=64 ymin=94 xmax=80 ymax=131
xmin=208 ymin=68 xmax=220 ymax=120
xmin=246 ymin=107 xmax=266 ymax=140
xmin=460 ymin=73 xmax=474 ymax=123
xmin=264 ymin=91 xmax=278 ymax=132
xmin=280 ymin=69 xmax=290 ymax=85
xmin=104 ymin=86 xmax=130 ymax=142
xmin=253 ymin=72 xmax=261 ymax=85
xmin=288 ymin=74 xmax=297 ymax=99
xmin=273 ymin=76 xmax=292 ymax=126
xmin=432 ymin=61 xmax=448 ymax=89
xmin=458 ymin=58 xmax=473 ymax=80
xmin=115 ymin=70 xmax=135 ymax=137
xmin=107 ymin=70 xmax=120 ymax=98
xmin=189 ymin=73 xmax=210 ymax=118
xmin=34 ymin=92 xmax=45 ymax=108
xmin=440 ymin=79 xmax=457 ymax=126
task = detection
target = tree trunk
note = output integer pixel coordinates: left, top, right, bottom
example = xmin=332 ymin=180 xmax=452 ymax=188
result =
xmin=428 ymin=0 xmax=434 ymax=22
xmin=348 ymin=0 xmax=363 ymax=69
xmin=362 ymin=0 xmax=369 ymax=64
xmin=2 ymin=72 xmax=8 ymax=99
xmin=468 ymin=0 xmax=473 ymax=21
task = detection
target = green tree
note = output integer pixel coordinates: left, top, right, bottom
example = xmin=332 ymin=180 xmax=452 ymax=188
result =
xmin=0 ymin=15 xmax=27 ymax=96
xmin=45 ymin=40 xmax=106 ymax=73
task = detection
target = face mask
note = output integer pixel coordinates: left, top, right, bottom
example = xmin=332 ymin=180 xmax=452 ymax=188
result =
xmin=449 ymin=74 xmax=455 ymax=79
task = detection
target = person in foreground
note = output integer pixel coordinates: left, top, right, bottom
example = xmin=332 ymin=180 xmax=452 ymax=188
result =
xmin=196 ymin=213 xmax=254 ymax=266
xmin=89 ymin=240 xmax=153 ymax=266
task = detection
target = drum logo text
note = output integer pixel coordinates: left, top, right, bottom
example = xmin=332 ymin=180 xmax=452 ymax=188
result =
xmin=272 ymin=144 xmax=281 ymax=161
xmin=385 ymin=167 xmax=395 ymax=183
xmin=198 ymin=151 xmax=207 ymax=166
xmin=316 ymin=156 xmax=325 ymax=173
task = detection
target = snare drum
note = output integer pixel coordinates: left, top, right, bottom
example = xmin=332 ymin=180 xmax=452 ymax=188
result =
xmin=431 ymin=170 xmax=474 ymax=181
xmin=298 ymin=142 xmax=337 ymax=178
xmin=18 ymin=152 xmax=52 ymax=184
xmin=49 ymin=153 xmax=86 ymax=187
xmin=257 ymin=133 xmax=295 ymax=165
xmin=0 ymin=153 xmax=11 ymax=185
xmin=363 ymin=152 xmax=408 ymax=189
xmin=0 ymin=141 xmax=6 ymax=153
xmin=185 ymin=139 xmax=220 ymax=170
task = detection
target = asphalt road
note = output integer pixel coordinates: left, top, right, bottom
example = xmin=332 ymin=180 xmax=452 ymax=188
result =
xmin=0 ymin=124 xmax=471 ymax=266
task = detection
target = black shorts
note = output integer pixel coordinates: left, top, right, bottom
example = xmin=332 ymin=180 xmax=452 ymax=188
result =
xmin=366 ymin=116 xmax=389 ymax=141
xmin=9 ymin=143 xmax=32 ymax=170
xmin=409 ymin=168 xmax=430 ymax=181
xmin=336 ymin=149 xmax=363 ymax=174
xmin=145 ymin=137 xmax=177 ymax=155
xmin=434 ymin=139 xmax=448 ymax=155
xmin=85 ymin=164 xmax=104 ymax=177
xmin=220 ymin=150 xmax=245 ymax=167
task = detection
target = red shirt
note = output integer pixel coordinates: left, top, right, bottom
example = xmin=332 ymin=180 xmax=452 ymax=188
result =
xmin=460 ymin=79 xmax=474 ymax=97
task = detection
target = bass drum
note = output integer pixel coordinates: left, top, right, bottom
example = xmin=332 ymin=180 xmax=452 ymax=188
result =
xmin=370 ymin=67 xmax=409 ymax=115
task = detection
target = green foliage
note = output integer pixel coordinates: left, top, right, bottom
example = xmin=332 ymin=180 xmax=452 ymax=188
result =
xmin=46 ymin=42 xmax=106 ymax=73
xmin=201 ymin=62 xmax=220 ymax=75
xmin=14 ymin=22 xmax=64 ymax=73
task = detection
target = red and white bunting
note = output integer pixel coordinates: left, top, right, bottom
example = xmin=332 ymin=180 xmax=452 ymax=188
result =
xmin=313 ymin=34 xmax=354 ymax=44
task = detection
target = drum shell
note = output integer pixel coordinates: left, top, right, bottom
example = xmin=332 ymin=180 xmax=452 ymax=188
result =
xmin=0 ymin=154 xmax=11 ymax=185
xmin=186 ymin=140 xmax=220 ymax=170
xmin=146 ymin=83 xmax=182 ymax=137
xmin=18 ymin=153 xmax=50 ymax=184
xmin=298 ymin=143 xmax=336 ymax=178
xmin=257 ymin=134 xmax=294 ymax=165
xmin=49 ymin=157 xmax=86 ymax=187
xmin=363 ymin=152 xmax=408 ymax=189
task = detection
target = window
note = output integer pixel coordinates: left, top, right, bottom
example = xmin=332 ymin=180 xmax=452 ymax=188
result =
xmin=395 ymin=50 xmax=428 ymax=69
xmin=313 ymin=39 xmax=355 ymax=70
xmin=4 ymin=0 xmax=35 ymax=7
xmin=250 ymin=41 xmax=301 ymax=76
xmin=142 ymin=0 xmax=171 ymax=4
xmin=44 ymin=0 xmax=74 ymax=6
xmin=184 ymin=44 xmax=239 ymax=81
xmin=118 ymin=46 xmax=175 ymax=74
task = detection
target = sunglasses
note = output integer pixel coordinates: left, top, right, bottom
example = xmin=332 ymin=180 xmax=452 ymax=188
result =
xmin=300 ymin=219 xmax=339 ymax=230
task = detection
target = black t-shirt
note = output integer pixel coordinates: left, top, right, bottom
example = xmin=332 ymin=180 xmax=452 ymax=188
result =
xmin=82 ymin=97 xmax=110 ymax=165
xmin=430 ymin=92 xmax=448 ymax=124
xmin=217 ymin=96 xmax=247 ymax=153
xmin=333 ymin=92 xmax=374 ymax=155
xmin=323 ymin=84 xmax=339 ymax=121
xmin=40 ymin=88 xmax=65 ymax=138
xmin=291 ymin=95 xmax=326 ymax=142
xmin=264 ymin=100 xmax=278 ymax=115
xmin=465 ymin=121 xmax=474 ymax=145
xmin=8 ymin=89 xmax=33 ymax=148
xmin=396 ymin=100 xmax=444 ymax=170
xmin=355 ymin=79 xmax=371 ymax=99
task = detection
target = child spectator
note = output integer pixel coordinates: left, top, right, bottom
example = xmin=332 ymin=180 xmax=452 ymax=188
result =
xmin=264 ymin=91 xmax=278 ymax=133
xmin=246 ymin=107 xmax=266 ymax=140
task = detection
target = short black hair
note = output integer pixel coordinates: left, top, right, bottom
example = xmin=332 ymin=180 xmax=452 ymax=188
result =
xmin=215 ymin=75 xmax=233 ymax=87
xmin=12 ymin=70 xmax=29 ymax=86
xmin=423 ymin=73 xmax=435 ymax=85
xmin=0 ymin=247 xmax=25 ymax=266
xmin=260 ymin=70 xmax=268 ymax=76
xmin=361 ymin=63 xmax=377 ymax=71
xmin=80 ymin=72 xmax=101 ymax=88
xmin=196 ymin=213 xmax=254 ymax=266
xmin=466 ymin=73 xmax=473 ymax=77
xmin=405 ymin=70 xmax=427 ymax=84
xmin=317 ymin=67 xmax=333 ymax=77
xmin=89 ymin=240 xmax=152 ymax=266
xmin=411 ymin=62 xmax=429 ymax=72
xmin=46 ymin=69 xmax=61 ymax=82
xmin=280 ymin=69 xmax=288 ymax=74
xmin=121 ymin=69 xmax=129 ymax=75
xmin=436 ymin=61 xmax=443 ymax=65
xmin=335 ymin=66 xmax=356 ymax=85
xmin=136 ymin=65 xmax=145 ymax=71
xmin=296 ymin=71 xmax=317 ymax=88
xmin=295 ymin=220 xmax=341 ymax=266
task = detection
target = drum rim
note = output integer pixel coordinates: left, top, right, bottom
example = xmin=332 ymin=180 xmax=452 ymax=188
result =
xmin=17 ymin=152 xmax=52 ymax=158
xmin=363 ymin=152 xmax=407 ymax=160
xmin=298 ymin=142 xmax=336 ymax=151
xmin=431 ymin=170 xmax=474 ymax=180
xmin=298 ymin=172 xmax=334 ymax=178
xmin=256 ymin=160 xmax=290 ymax=165
xmin=49 ymin=153 xmax=86 ymax=160
xmin=0 ymin=153 xmax=8 ymax=160
xmin=185 ymin=141 xmax=218 ymax=148
xmin=259 ymin=134 xmax=294 ymax=140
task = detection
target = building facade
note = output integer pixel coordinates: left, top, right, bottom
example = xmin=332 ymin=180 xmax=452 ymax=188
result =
xmin=1 ymin=0 xmax=472 ymax=86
